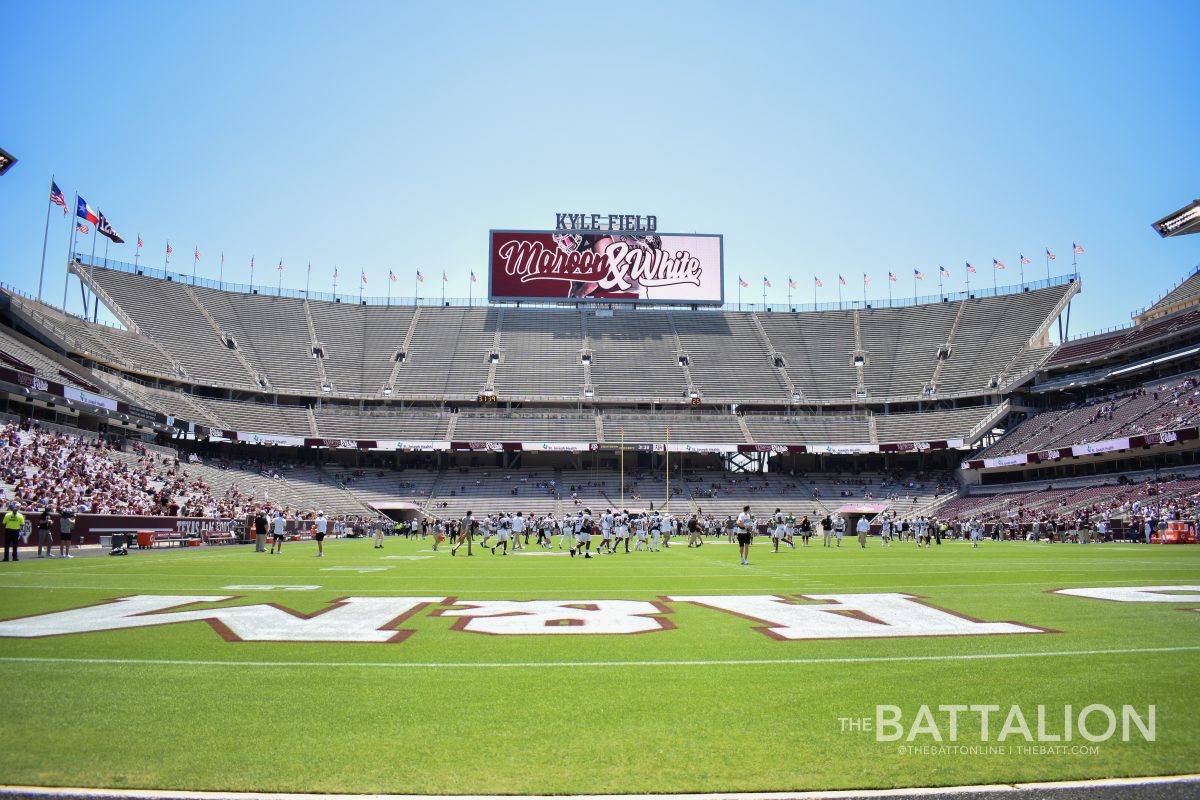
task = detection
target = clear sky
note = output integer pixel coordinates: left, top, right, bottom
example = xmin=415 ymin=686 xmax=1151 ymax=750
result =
xmin=2 ymin=0 xmax=1197 ymax=338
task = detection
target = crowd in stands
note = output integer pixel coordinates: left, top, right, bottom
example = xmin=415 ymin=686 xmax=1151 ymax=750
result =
xmin=981 ymin=377 xmax=1200 ymax=458
xmin=938 ymin=474 xmax=1200 ymax=540
xmin=0 ymin=422 xmax=227 ymax=517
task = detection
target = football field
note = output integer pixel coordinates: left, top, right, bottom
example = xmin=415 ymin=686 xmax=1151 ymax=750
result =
xmin=0 ymin=535 xmax=1197 ymax=795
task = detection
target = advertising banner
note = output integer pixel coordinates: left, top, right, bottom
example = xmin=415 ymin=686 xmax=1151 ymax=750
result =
xmin=489 ymin=230 xmax=723 ymax=305
xmin=62 ymin=386 xmax=118 ymax=412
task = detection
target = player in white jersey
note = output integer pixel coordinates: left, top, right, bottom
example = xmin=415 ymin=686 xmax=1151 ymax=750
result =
xmin=581 ymin=509 xmax=597 ymax=558
xmin=492 ymin=513 xmax=511 ymax=555
xmin=616 ymin=511 xmax=631 ymax=553
xmin=662 ymin=514 xmax=675 ymax=548
xmin=599 ymin=509 xmax=614 ymax=553
xmin=648 ymin=512 xmax=662 ymax=552
xmin=970 ymin=518 xmax=983 ymax=548
xmin=880 ymin=516 xmax=893 ymax=547
xmin=558 ymin=513 xmax=574 ymax=551
xmin=771 ymin=508 xmax=787 ymax=553
xmin=511 ymin=512 xmax=526 ymax=550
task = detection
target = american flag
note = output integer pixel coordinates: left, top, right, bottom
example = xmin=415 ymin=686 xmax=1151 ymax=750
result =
xmin=1046 ymin=249 xmax=1057 ymax=260
xmin=50 ymin=181 xmax=66 ymax=210
xmin=940 ymin=265 xmax=950 ymax=276
xmin=966 ymin=262 xmax=976 ymax=273
xmin=993 ymin=259 xmax=1005 ymax=270
xmin=1020 ymin=254 xmax=1031 ymax=265
xmin=863 ymin=274 xmax=871 ymax=285
xmin=1073 ymin=242 xmax=1085 ymax=254
xmin=914 ymin=269 xmax=924 ymax=279
xmin=788 ymin=278 xmax=797 ymax=289
xmin=888 ymin=272 xmax=897 ymax=282
xmin=194 ymin=247 xmax=201 ymax=261
xmin=442 ymin=271 xmax=448 ymax=283
xmin=137 ymin=236 xmax=143 ymax=250
xmin=76 ymin=222 xmax=89 ymax=234
xmin=470 ymin=271 xmax=477 ymax=283
xmin=416 ymin=270 xmax=425 ymax=283
xmin=763 ymin=277 xmax=771 ymax=287
xmin=333 ymin=267 xmax=338 ymax=280
xmin=277 ymin=259 xmax=283 ymax=272
xmin=362 ymin=270 xmax=368 ymax=284
xmin=388 ymin=270 xmax=396 ymax=283
xmin=838 ymin=275 xmax=846 ymax=285
xmin=814 ymin=277 xmax=823 ymax=287
xmin=166 ymin=242 xmax=173 ymax=257
xmin=738 ymin=276 xmax=748 ymax=288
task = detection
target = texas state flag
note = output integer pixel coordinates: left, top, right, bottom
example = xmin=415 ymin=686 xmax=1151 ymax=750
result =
xmin=76 ymin=196 xmax=99 ymax=224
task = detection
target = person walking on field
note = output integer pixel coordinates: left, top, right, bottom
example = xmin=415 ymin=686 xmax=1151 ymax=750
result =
xmin=3 ymin=504 xmax=25 ymax=562
xmin=270 ymin=510 xmax=287 ymax=554
xmin=736 ymin=505 xmax=755 ymax=566
xmin=451 ymin=511 xmax=475 ymax=556
xmin=59 ymin=506 xmax=76 ymax=558
xmin=856 ymin=515 xmax=870 ymax=548
xmin=314 ymin=511 xmax=328 ymax=557
xmin=821 ymin=514 xmax=833 ymax=547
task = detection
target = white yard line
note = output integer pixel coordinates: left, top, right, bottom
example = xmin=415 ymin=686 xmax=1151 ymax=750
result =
xmin=0 ymin=645 xmax=1196 ymax=671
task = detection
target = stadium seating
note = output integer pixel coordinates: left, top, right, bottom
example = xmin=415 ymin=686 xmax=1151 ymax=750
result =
xmin=977 ymin=377 xmax=1200 ymax=458
xmin=68 ymin=265 xmax=1071 ymax=406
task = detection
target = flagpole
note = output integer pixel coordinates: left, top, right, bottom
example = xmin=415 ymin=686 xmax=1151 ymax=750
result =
xmin=164 ymin=242 xmax=169 ymax=270
xmin=134 ymin=233 xmax=140 ymax=272
xmin=442 ymin=274 xmax=445 ymax=306
xmin=387 ymin=273 xmax=392 ymax=306
xmin=888 ymin=276 xmax=892 ymax=304
xmin=787 ymin=279 xmax=792 ymax=309
xmin=965 ymin=267 xmax=971 ymax=295
xmin=1019 ymin=254 xmax=1024 ymax=286
xmin=414 ymin=272 xmax=418 ymax=305
xmin=862 ymin=276 xmax=867 ymax=306
xmin=1072 ymin=244 xmax=1078 ymax=276
xmin=219 ymin=254 xmax=224 ymax=288
xmin=1046 ymin=251 xmax=1050 ymax=282
xmin=837 ymin=280 xmax=842 ymax=309
xmin=333 ymin=267 xmax=338 ymax=298
xmin=192 ymin=250 xmax=198 ymax=284
xmin=278 ymin=261 xmax=283 ymax=293
xmin=250 ymin=257 xmax=255 ymax=287
xmin=992 ymin=262 xmax=998 ymax=293
xmin=761 ymin=280 xmax=766 ymax=308
xmin=305 ymin=262 xmax=310 ymax=296
xmin=938 ymin=272 xmax=943 ymax=299
xmin=913 ymin=273 xmax=917 ymax=301
xmin=37 ymin=176 xmax=54 ymax=302
xmin=87 ymin=223 xmax=99 ymax=320
xmin=813 ymin=278 xmax=817 ymax=308
xmin=469 ymin=274 xmax=473 ymax=307
xmin=737 ymin=280 xmax=741 ymax=310
xmin=63 ymin=192 xmax=79 ymax=312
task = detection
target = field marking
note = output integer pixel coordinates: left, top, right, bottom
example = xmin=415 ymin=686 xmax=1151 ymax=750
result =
xmin=2 ymin=773 xmax=1198 ymax=800
xmin=0 ymin=645 xmax=1196 ymax=670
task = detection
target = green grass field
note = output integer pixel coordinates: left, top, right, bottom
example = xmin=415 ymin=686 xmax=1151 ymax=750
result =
xmin=1 ymin=535 xmax=1197 ymax=795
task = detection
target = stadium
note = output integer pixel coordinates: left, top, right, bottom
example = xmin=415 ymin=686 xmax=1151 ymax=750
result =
xmin=3 ymin=4 xmax=1199 ymax=800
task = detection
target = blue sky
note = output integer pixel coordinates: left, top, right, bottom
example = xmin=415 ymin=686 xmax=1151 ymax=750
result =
xmin=2 ymin=0 xmax=1197 ymax=337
